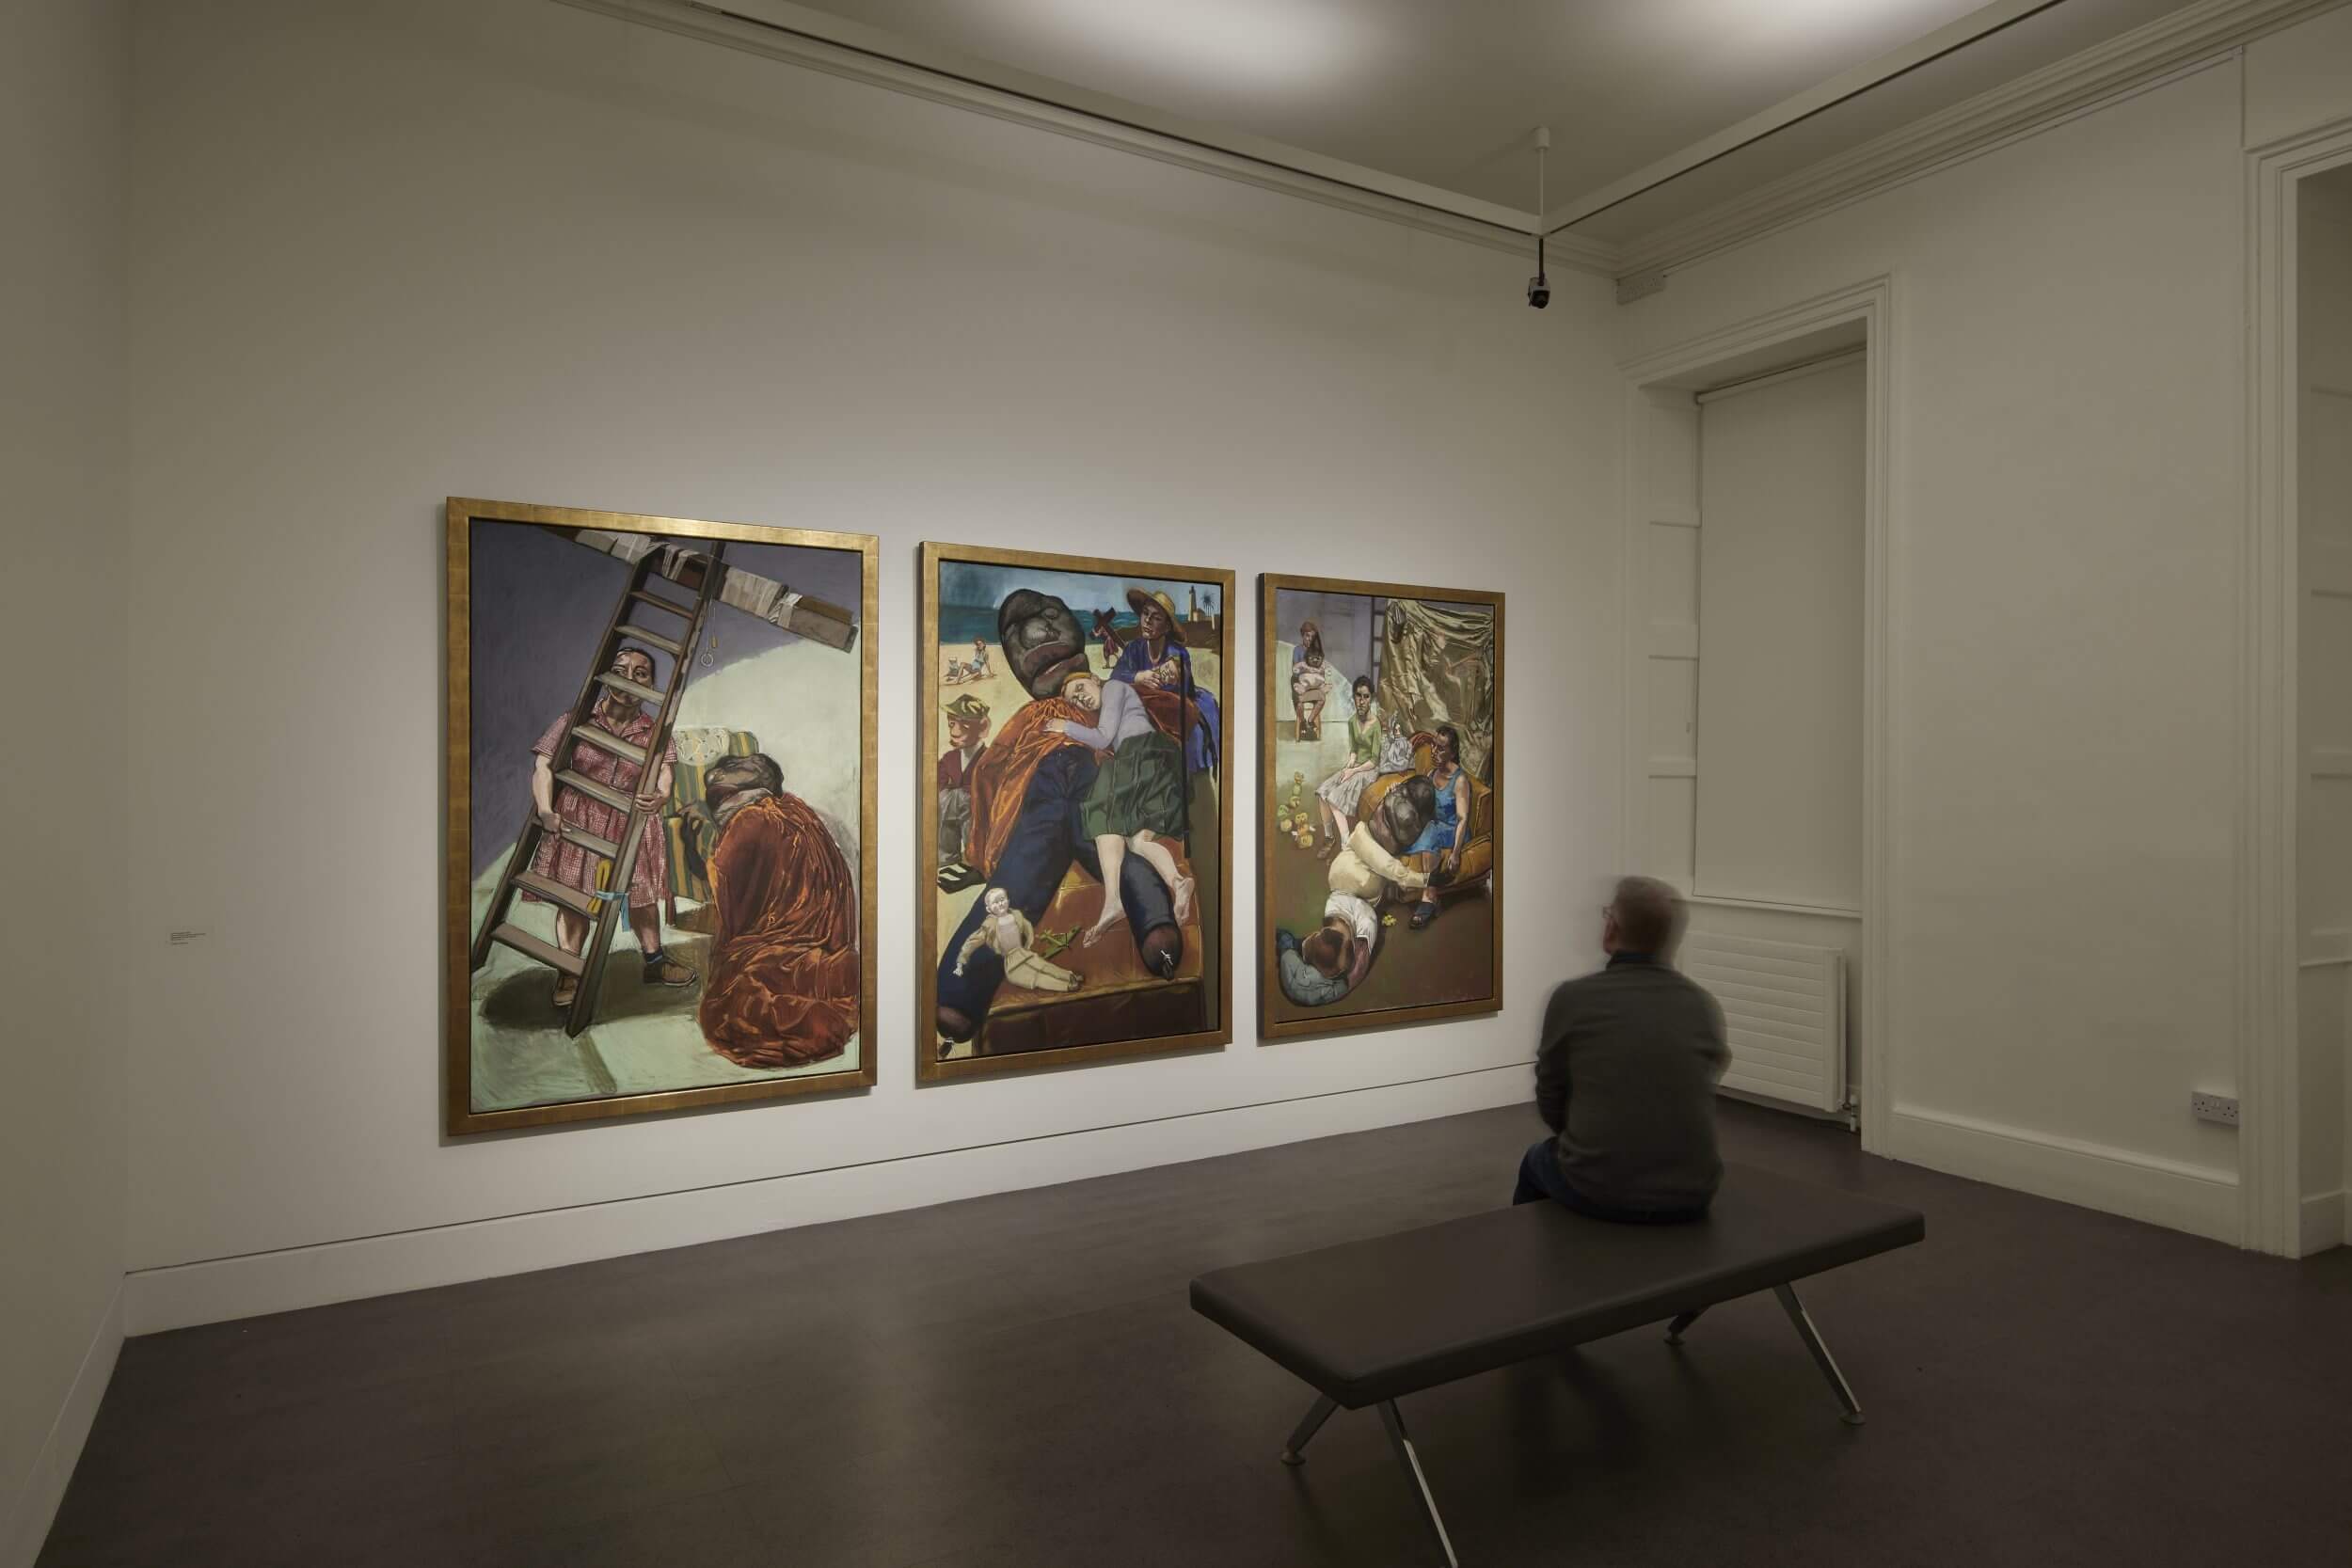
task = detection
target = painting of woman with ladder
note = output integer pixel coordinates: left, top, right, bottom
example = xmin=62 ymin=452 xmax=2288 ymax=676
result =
xmin=444 ymin=499 xmax=879 ymax=1133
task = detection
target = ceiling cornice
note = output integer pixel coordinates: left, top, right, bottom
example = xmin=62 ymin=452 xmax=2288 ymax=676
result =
xmin=549 ymin=0 xmax=1624 ymax=275
xmin=1606 ymin=0 xmax=2349 ymax=281
xmin=1542 ymin=0 xmax=2069 ymax=233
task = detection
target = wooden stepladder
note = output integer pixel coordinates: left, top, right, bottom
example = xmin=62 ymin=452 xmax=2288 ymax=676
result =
xmin=469 ymin=540 xmax=729 ymax=1037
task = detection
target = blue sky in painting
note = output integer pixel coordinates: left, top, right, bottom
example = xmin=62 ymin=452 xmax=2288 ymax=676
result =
xmin=939 ymin=560 xmax=1221 ymax=618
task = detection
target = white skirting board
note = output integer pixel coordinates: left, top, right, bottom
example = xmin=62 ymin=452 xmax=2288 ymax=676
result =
xmin=4 ymin=1280 xmax=122 ymax=1568
xmin=2298 ymin=1188 xmax=2349 ymax=1257
xmin=124 ymin=1064 xmax=1534 ymax=1336
xmin=1884 ymin=1104 xmax=2240 ymax=1244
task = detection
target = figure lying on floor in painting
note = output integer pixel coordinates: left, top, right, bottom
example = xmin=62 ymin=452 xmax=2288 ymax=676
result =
xmin=1045 ymin=672 xmax=1196 ymax=947
xmin=1276 ymin=890 xmax=1378 ymax=1006
xmin=694 ymin=752 xmax=862 ymax=1069
xmin=954 ymin=887 xmax=1082 ymax=993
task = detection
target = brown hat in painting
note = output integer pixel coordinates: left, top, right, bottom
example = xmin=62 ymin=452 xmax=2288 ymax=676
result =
xmin=942 ymin=693 xmax=992 ymax=721
xmin=997 ymin=589 xmax=1092 ymax=698
xmin=1125 ymin=587 xmax=1187 ymax=646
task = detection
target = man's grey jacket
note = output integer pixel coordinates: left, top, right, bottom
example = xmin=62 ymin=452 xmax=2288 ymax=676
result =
xmin=1535 ymin=956 xmax=1731 ymax=1213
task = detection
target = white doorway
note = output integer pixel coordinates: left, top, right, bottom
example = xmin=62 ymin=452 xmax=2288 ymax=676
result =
xmin=1620 ymin=281 xmax=1890 ymax=1145
xmin=2294 ymin=164 xmax=2352 ymax=1254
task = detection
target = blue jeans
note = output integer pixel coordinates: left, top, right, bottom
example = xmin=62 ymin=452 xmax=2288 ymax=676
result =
xmin=1513 ymin=1139 xmax=1708 ymax=1224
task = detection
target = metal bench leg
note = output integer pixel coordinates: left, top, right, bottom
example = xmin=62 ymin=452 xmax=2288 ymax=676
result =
xmin=1664 ymin=1307 xmax=1706 ymax=1345
xmin=1279 ymin=1393 xmax=1338 ymax=1465
xmin=1772 ymin=1282 xmax=1866 ymax=1425
xmin=1377 ymin=1400 xmax=1459 ymax=1568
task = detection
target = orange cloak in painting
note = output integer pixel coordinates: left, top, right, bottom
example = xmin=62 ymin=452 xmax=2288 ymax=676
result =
xmin=698 ymin=793 xmax=861 ymax=1069
xmin=962 ymin=698 xmax=1086 ymax=876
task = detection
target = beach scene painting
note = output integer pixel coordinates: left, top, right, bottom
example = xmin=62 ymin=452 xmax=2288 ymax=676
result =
xmin=445 ymin=499 xmax=878 ymax=1133
xmin=919 ymin=543 xmax=1233 ymax=1080
xmin=1259 ymin=573 xmax=1502 ymax=1041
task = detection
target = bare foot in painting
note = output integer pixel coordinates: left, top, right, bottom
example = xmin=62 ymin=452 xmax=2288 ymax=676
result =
xmin=1081 ymin=908 xmax=1129 ymax=948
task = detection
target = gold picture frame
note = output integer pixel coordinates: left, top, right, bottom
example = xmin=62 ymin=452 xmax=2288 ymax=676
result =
xmin=1258 ymin=573 xmax=1503 ymax=1041
xmin=445 ymin=498 xmax=880 ymax=1133
xmin=917 ymin=541 xmax=1235 ymax=1082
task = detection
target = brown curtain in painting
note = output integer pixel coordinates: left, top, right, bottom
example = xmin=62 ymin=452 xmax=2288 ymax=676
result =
xmin=1377 ymin=598 xmax=1496 ymax=782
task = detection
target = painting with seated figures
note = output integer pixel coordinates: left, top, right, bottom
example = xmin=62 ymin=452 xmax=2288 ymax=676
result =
xmin=1259 ymin=574 xmax=1503 ymax=1040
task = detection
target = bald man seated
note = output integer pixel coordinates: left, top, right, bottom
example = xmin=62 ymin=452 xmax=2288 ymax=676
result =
xmin=1515 ymin=876 xmax=1730 ymax=1223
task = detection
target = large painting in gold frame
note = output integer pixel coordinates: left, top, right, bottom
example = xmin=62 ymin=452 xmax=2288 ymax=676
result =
xmin=1259 ymin=573 xmax=1503 ymax=1041
xmin=445 ymin=498 xmax=879 ymax=1133
xmin=918 ymin=541 xmax=1234 ymax=1081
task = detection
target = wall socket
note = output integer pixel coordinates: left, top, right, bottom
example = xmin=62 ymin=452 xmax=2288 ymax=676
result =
xmin=2190 ymin=1092 xmax=2239 ymax=1127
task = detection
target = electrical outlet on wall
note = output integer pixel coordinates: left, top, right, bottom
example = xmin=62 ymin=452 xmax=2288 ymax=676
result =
xmin=2190 ymin=1091 xmax=2239 ymax=1127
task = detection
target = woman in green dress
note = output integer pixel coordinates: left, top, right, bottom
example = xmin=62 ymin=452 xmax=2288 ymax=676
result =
xmin=1314 ymin=676 xmax=1389 ymax=856
xmin=1046 ymin=672 xmax=1194 ymax=948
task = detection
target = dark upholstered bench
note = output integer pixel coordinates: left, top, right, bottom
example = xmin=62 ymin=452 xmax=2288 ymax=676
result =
xmin=1190 ymin=1164 xmax=1925 ymax=1565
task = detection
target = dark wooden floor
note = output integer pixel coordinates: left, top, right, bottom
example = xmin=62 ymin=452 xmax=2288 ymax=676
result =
xmin=40 ymin=1101 xmax=2352 ymax=1567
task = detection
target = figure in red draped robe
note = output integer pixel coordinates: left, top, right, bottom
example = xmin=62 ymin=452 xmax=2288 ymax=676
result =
xmin=694 ymin=752 xmax=861 ymax=1069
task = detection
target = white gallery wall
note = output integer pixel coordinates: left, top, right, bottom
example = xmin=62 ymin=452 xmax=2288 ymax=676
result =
xmin=0 ymin=1 xmax=131 ymax=1560
xmin=119 ymin=0 xmax=1627 ymax=1329
xmin=1618 ymin=18 xmax=2352 ymax=1243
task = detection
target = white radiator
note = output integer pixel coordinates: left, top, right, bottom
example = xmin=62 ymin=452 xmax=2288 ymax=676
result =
xmin=1679 ymin=932 xmax=1847 ymax=1115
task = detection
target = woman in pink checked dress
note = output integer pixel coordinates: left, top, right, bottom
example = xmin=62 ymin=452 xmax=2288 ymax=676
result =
xmin=522 ymin=644 xmax=695 ymax=1010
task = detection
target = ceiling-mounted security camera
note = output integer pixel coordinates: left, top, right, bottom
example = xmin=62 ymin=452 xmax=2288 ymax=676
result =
xmin=1527 ymin=126 xmax=1550 ymax=310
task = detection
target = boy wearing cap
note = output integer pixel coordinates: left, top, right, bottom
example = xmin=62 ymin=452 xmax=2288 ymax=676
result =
xmin=936 ymin=693 xmax=992 ymax=874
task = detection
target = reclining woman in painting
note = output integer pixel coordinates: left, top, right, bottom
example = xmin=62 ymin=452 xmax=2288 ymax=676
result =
xmin=693 ymin=752 xmax=862 ymax=1069
xmin=1046 ymin=671 xmax=1196 ymax=946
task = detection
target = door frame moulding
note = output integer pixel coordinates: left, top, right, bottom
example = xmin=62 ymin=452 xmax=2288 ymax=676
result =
xmin=2239 ymin=115 xmax=2352 ymax=1256
xmin=1616 ymin=277 xmax=1897 ymax=1153
xmin=547 ymin=0 xmax=1619 ymax=273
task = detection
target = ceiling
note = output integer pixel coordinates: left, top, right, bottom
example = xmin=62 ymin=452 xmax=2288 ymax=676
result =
xmin=765 ymin=0 xmax=2211 ymax=240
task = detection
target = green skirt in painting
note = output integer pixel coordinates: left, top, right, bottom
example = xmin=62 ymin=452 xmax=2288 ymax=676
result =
xmin=1077 ymin=729 xmax=1188 ymax=841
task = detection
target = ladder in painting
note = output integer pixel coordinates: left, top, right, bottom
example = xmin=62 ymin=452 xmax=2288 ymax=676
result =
xmin=469 ymin=540 xmax=729 ymax=1037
